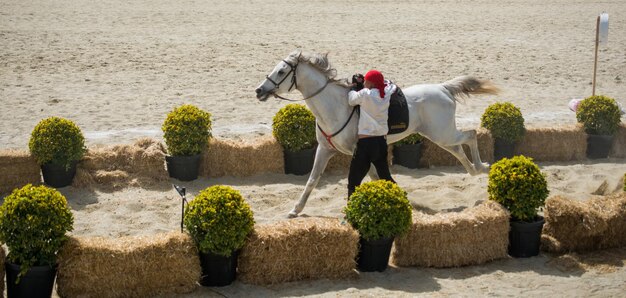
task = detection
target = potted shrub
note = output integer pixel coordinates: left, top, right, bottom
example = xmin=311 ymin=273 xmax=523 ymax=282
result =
xmin=272 ymin=104 xmax=317 ymax=175
xmin=162 ymin=104 xmax=212 ymax=181
xmin=0 ymin=184 xmax=74 ymax=297
xmin=344 ymin=180 xmax=412 ymax=272
xmin=183 ymin=185 xmax=254 ymax=286
xmin=575 ymin=95 xmax=622 ymax=159
xmin=29 ymin=117 xmax=86 ymax=187
xmin=392 ymin=133 xmax=424 ymax=169
xmin=480 ymin=102 xmax=525 ymax=161
xmin=488 ymin=155 xmax=549 ymax=258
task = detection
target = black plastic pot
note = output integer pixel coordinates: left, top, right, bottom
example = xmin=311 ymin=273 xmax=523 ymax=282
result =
xmin=199 ymin=250 xmax=239 ymax=287
xmin=508 ymin=216 xmax=545 ymax=258
xmin=494 ymin=138 xmax=516 ymax=161
xmin=283 ymin=147 xmax=316 ymax=175
xmin=356 ymin=236 xmax=394 ymax=272
xmin=41 ymin=161 xmax=77 ymax=188
xmin=392 ymin=143 xmax=422 ymax=169
xmin=166 ymin=154 xmax=201 ymax=181
xmin=5 ymin=262 xmax=57 ymax=298
xmin=586 ymin=134 xmax=613 ymax=159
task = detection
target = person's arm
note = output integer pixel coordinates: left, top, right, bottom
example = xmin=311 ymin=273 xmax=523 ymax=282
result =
xmin=348 ymin=89 xmax=370 ymax=106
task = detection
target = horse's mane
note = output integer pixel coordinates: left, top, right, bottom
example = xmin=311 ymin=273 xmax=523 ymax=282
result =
xmin=286 ymin=50 xmax=351 ymax=88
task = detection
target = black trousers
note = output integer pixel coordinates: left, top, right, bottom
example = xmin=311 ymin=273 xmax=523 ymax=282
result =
xmin=348 ymin=136 xmax=396 ymax=198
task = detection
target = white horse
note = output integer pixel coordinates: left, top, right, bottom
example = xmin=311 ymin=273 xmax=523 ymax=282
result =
xmin=255 ymin=50 xmax=499 ymax=217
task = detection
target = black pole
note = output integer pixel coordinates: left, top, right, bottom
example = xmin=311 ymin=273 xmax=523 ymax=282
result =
xmin=173 ymin=185 xmax=187 ymax=233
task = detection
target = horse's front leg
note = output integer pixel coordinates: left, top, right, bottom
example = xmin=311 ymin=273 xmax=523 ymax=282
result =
xmin=288 ymin=145 xmax=336 ymax=218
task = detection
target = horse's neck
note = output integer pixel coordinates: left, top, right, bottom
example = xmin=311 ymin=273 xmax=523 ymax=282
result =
xmin=296 ymin=64 xmax=351 ymax=132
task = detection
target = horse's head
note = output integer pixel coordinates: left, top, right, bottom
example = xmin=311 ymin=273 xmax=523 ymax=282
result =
xmin=255 ymin=51 xmax=301 ymax=101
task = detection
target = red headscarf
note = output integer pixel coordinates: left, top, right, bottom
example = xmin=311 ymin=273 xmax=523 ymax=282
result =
xmin=364 ymin=70 xmax=386 ymax=98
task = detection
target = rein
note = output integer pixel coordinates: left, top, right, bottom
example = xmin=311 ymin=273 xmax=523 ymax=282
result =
xmin=317 ymin=106 xmax=358 ymax=150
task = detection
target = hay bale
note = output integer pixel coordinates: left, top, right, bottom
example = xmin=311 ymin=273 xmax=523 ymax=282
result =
xmin=0 ymin=149 xmax=40 ymax=194
xmin=326 ymin=152 xmax=352 ymax=173
xmin=201 ymin=136 xmax=283 ymax=177
xmin=515 ymin=126 xmax=587 ymax=161
xmin=56 ymin=232 xmax=200 ymax=298
xmin=391 ymin=200 xmax=509 ymax=268
xmin=610 ymin=124 xmax=626 ymax=158
xmin=542 ymin=193 xmax=626 ymax=253
xmin=238 ymin=217 xmax=359 ymax=285
xmin=72 ymin=138 xmax=168 ymax=190
xmin=419 ymin=129 xmax=493 ymax=167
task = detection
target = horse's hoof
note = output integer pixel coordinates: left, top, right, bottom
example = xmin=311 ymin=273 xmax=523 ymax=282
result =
xmin=287 ymin=211 xmax=299 ymax=218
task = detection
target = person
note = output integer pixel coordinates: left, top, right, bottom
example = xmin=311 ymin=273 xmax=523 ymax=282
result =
xmin=347 ymin=69 xmax=397 ymax=198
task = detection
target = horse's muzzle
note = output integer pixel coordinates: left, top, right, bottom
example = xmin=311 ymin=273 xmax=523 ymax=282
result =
xmin=255 ymin=87 xmax=270 ymax=101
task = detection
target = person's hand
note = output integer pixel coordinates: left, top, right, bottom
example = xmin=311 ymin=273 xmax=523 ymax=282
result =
xmin=351 ymin=73 xmax=364 ymax=91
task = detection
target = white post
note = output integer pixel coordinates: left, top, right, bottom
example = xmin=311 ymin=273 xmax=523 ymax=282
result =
xmin=593 ymin=13 xmax=609 ymax=97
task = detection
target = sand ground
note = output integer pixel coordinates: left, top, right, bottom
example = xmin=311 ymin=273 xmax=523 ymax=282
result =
xmin=1 ymin=0 xmax=626 ymax=296
xmin=1 ymin=0 xmax=625 ymax=148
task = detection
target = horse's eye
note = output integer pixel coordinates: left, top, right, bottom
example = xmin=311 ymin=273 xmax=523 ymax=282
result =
xmin=278 ymin=70 xmax=285 ymax=76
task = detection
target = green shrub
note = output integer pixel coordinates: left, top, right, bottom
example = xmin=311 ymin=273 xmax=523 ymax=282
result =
xmin=396 ymin=133 xmax=424 ymax=145
xmin=623 ymin=173 xmax=626 ymax=192
xmin=29 ymin=117 xmax=86 ymax=169
xmin=162 ymin=104 xmax=212 ymax=156
xmin=0 ymin=184 xmax=74 ymax=281
xmin=344 ymin=180 xmax=412 ymax=241
xmin=576 ymin=95 xmax=621 ymax=135
xmin=480 ymin=102 xmax=525 ymax=143
xmin=488 ymin=155 xmax=549 ymax=221
xmin=272 ymin=104 xmax=317 ymax=152
xmin=184 ymin=185 xmax=254 ymax=257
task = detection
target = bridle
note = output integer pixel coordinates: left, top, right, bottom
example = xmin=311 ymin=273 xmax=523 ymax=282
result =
xmin=264 ymin=55 xmax=356 ymax=151
xmin=265 ymin=56 xmax=330 ymax=102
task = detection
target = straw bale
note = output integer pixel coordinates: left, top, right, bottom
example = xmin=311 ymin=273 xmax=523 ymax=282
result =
xmin=326 ymin=152 xmax=352 ymax=173
xmin=0 ymin=149 xmax=40 ymax=194
xmin=515 ymin=126 xmax=586 ymax=162
xmin=610 ymin=124 xmax=626 ymax=158
xmin=72 ymin=138 xmax=168 ymax=190
xmin=542 ymin=193 xmax=626 ymax=253
xmin=391 ymin=200 xmax=509 ymax=268
xmin=201 ymin=136 xmax=283 ymax=177
xmin=238 ymin=217 xmax=359 ymax=285
xmin=56 ymin=232 xmax=200 ymax=298
xmin=419 ymin=129 xmax=493 ymax=167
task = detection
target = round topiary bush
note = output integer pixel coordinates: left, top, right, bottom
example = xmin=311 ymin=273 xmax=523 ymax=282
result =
xmin=184 ymin=185 xmax=254 ymax=257
xmin=576 ymin=95 xmax=621 ymax=135
xmin=480 ymin=102 xmax=525 ymax=143
xmin=162 ymin=104 xmax=212 ymax=156
xmin=0 ymin=184 xmax=74 ymax=279
xmin=488 ymin=155 xmax=549 ymax=222
xmin=29 ymin=117 xmax=86 ymax=169
xmin=344 ymin=180 xmax=412 ymax=241
xmin=396 ymin=133 xmax=424 ymax=145
xmin=272 ymin=104 xmax=317 ymax=152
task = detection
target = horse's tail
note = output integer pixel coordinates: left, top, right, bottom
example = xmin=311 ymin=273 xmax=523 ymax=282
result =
xmin=442 ymin=76 xmax=500 ymax=101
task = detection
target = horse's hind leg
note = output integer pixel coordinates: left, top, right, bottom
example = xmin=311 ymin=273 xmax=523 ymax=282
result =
xmin=458 ymin=129 xmax=489 ymax=174
xmin=288 ymin=146 xmax=335 ymax=218
xmin=434 ymin=128 xmax=488 ymax=175
xmin=440 ymin=144 xmax=478 ymax=175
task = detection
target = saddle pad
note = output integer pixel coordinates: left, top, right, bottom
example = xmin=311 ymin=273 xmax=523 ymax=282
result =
xmin=388 ymin=87 xmax=409 ymax=134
